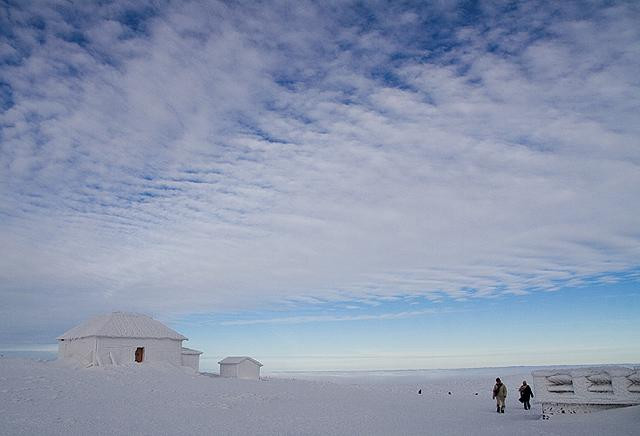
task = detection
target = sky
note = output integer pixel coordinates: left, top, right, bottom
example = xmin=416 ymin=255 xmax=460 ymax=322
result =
xmin=1 ymin=0 xmax=639 ymax=371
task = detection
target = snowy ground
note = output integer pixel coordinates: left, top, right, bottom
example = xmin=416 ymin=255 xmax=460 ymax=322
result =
xmin=1 ymin=358 xmax=638 ymax=435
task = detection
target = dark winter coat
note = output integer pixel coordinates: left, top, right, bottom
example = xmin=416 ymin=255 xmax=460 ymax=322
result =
xmin=519 ymin=385 xmax=533 ymax=401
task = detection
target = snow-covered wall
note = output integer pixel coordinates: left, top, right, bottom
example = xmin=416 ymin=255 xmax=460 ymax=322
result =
xmin=236 ymin=360 xmax=260 ymax=379
xmin=59 ymin=337 xmax=183 ymax=367
xmin=58 ymin=337 xmax=96 ymax=363
xmin=181 ymin=353 xmax=200 ymax=372
xmin=220 ymin=363 xmax=237 ymax=378
xmin=532 ymin=366 xmax=640 ymax=419
xmin=96 ymin=337 xmax=182 ymax=366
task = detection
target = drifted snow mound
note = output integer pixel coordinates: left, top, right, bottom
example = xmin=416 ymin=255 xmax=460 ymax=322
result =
xmin=1 ymin=359 xmax=639 ymax=436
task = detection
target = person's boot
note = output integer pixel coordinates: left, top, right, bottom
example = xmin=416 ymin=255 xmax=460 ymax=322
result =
xmin=497 ymin=405 xmax=500 ymax=413
xmin=501 ymin=406 xmax=505 ymax=413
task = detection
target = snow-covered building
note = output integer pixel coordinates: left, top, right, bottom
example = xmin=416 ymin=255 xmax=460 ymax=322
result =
xmin=219 ymin=356 xmax=263 ymax=379
xmin=57 ymin=312 xmax=203 ymax=370
xmin=181 ymin=347 xmax=203 ymax=371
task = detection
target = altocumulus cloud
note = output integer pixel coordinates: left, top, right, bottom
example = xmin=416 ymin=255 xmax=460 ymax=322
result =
xmin=1 ymin=0 xmax=639 ymax=341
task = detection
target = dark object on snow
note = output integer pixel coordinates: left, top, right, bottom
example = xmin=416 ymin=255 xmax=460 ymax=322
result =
xmin=474 ymin=392 xmax=478 ymax=395
xmin=448 ymin=391 xmax=452 ymax=395
xmin=418 ymin=389 xmax=422 ymax=395
xmin=519 ymin=381 xmax=534 ymax=410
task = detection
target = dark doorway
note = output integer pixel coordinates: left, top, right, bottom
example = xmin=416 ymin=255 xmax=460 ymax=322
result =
xmin=135 ymin=347 xmax=144 ymax=363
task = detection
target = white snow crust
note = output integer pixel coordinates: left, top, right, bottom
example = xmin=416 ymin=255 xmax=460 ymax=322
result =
xmin=1 ymin=359 xmax=638 ymax=435
xmin=56 ymin=312 xmax=187 ymax=341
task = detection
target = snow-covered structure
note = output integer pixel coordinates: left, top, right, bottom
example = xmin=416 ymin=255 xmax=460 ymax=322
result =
xmin=219 ymin=356 xmax=263 ymax=379
xmin=532 ymin=366 xmax=640 ymax=419
xmin=181 ymin=347 xmax=203 ymax=371
xmin=57 ymin=312 xmax=202 ymax=370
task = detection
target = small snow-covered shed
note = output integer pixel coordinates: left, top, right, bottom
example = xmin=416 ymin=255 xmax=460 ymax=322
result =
xmin=181 ymin=347 xmax=203 ymax=371
xmin=219 ymin=356 xmax=263 ymax=379
xmin=57 ymin=312 xmax=202 ymax=369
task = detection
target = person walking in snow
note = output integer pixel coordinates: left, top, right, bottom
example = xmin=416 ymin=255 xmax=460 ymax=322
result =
xmin=518 ymin=380 xmax=534 ymax=410
xmin=492 ymin=377 xmax=507 ymax=413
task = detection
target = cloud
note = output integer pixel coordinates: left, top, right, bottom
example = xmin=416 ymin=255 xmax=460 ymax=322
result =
xmin=219 ymin=309 xmax=440 ymax=326
xmin=1 ymin=1 xmax=639 ymax=340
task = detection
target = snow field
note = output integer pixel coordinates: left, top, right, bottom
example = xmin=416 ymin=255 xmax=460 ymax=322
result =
xmin=1 ymin=359 xmax=638 ymax=435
